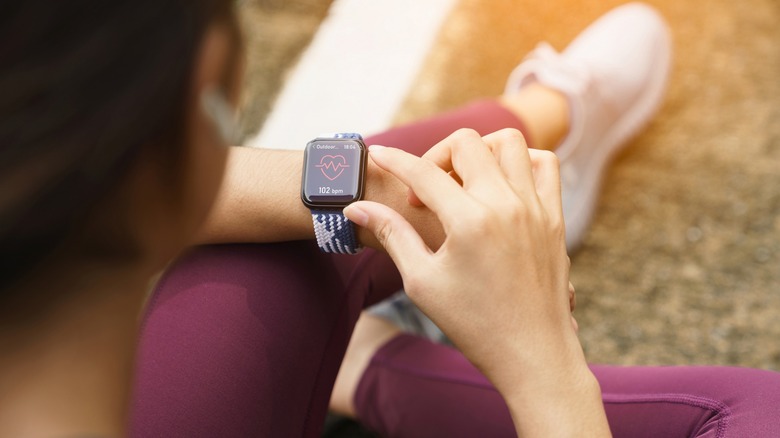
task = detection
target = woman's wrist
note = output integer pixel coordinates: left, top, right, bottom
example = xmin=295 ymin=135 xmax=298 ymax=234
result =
xmin=502 ymin=363 xmax=608 ymax=437
xmin=490 ymin=338 xmax=610 ymax=437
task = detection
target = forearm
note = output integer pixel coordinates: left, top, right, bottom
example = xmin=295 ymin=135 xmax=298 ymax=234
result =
xmin=195 ymin=146 xmax=444 ymax=249
xmin=195 ymin=146 xmax=311 ymax=244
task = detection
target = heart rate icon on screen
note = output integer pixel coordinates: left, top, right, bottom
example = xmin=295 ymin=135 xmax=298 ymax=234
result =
xmin=316 ymin=155 xmax=350 ymax=181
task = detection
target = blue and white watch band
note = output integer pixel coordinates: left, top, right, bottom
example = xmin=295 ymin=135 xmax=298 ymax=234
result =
xmin=332 ymin=132 xmax=363 ymax=140
xmin=311 ymin=210 xmax=362 ymax=255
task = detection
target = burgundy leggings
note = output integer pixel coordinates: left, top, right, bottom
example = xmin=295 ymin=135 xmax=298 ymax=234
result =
xmin=129 ymin=101 xmax=780 ymax=437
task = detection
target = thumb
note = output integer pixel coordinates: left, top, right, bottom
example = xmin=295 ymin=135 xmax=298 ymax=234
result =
xmin=344 ymin=200 xmax=430 ymax=274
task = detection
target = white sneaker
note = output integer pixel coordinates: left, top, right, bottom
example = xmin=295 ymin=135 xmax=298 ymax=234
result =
xmin=504 ymin=2 xmax=673 ymax=252
xmin=369 ymin=4 xmax=672 ymax=342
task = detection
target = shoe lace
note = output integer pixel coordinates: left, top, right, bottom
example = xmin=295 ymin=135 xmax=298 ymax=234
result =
xmin=524 ymin=42 xmax=591 ymax=97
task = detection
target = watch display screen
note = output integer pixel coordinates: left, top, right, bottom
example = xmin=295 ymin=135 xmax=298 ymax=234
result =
xmin=302 ymin=139 xmax=365 ymax=207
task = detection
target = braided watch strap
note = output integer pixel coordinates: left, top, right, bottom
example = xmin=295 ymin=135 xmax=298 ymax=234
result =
xmin=332 ymin=132 xmax=363 ymax=140
xmin=311 ymin=210 xmax=362 ymax=255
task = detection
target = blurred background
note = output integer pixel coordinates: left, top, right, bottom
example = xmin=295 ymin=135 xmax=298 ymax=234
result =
xmin=236 ymin=0 xmax=779 ymax=432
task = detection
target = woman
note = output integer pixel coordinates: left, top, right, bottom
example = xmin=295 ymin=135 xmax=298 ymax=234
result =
xmin=2 ymin=2 xmax=779 ymax=437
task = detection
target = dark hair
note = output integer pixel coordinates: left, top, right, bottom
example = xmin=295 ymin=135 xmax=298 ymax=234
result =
xmin=0 ymin=2 xmax=236 ymax=299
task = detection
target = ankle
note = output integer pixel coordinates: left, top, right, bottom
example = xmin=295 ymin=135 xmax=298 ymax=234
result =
xmin=499 ymin=81 xmax=570 ymax=151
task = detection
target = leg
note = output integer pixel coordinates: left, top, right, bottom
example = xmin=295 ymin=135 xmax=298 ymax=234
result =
xmin=369 ymin=90 xmax=569 ymax=155
xmin=594 ymin=365 xmax=780 ymax=437
xmin=352 ymin=333 xmax=780 ymax=437
xmin=129 ymin=243 xmax=400 ymax=437
xmin=121 ymin=221 xmax=377 ymax=436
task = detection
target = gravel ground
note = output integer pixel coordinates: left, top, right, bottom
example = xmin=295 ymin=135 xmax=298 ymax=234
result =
xmin=237 ymin=0 xmax=780 ymax=421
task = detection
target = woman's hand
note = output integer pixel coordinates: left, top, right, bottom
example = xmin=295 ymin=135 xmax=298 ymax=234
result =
xmin=344 ymin=128 xmax=610 ymax=437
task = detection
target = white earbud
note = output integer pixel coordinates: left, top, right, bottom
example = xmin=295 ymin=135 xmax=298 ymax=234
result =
xmin=200 ymin=88 xmax=239 ymax=145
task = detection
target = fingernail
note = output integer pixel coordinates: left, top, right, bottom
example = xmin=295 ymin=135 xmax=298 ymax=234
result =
xmin=344 ymin=204 xmax=369 ymax=227
xmin=368 ymin=145 xmax=386 ymax=153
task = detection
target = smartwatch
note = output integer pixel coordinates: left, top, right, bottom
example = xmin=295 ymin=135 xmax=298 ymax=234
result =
xmin=301 ymin=133 xmax=368 ymax=254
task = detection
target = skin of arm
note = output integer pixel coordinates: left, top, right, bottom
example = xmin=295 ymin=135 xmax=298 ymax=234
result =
xmin=343 ymin=129 xmax=611 ymax=437
xmin=195 ymin=145 xmax=444 ymax=250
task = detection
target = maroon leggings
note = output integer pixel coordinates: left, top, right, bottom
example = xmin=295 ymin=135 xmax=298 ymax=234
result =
xmin=129 ymin=101 xmax=780 ymax=437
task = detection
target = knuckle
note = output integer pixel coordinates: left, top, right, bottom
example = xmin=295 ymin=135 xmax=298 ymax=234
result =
xmin=539 ymin=211 xmax=565 ymax=243
xmin=495 ymin=128 xmax=526 ymax=144
xmin=413 ymin=156 xmax=440 ymax=176
xmin=503 ymin=196 xmax=565 ymax=238
xmin=451 ymin=128 xmax=480 ymax=141
xmin=502 ymin=193 xmax=531 ymax=215
xmin=549 ymin=211 xmax=566 ymax=234
xmin=536 ymin=149 xmax=560 ymax=168
xmin=504 ymin=200 xmax=528 ymax=224
xmin=374 ymin=218 xmax=394 ymax=248
xmin=467 ymin=207 xmax=492 ymax=227
xmin=458 ymin=206 xmax=496 ymax=238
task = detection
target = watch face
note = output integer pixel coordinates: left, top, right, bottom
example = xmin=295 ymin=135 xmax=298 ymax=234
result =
xmin=302 ymin=138 xmax=366 ymax=208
